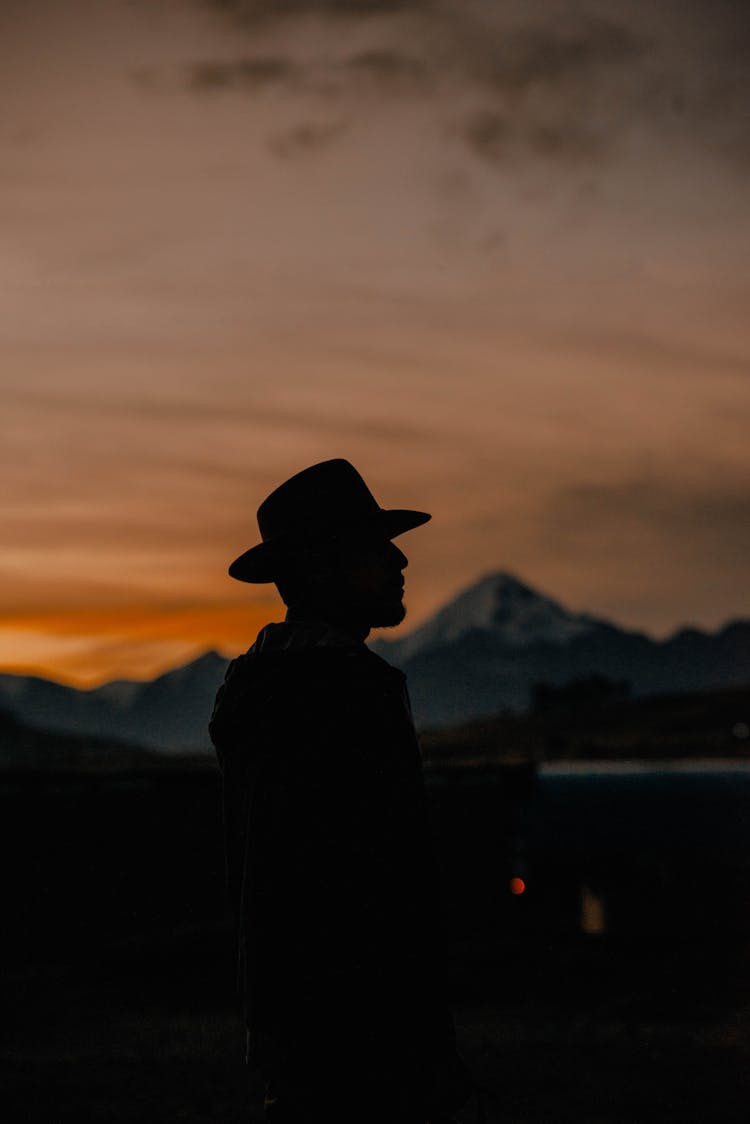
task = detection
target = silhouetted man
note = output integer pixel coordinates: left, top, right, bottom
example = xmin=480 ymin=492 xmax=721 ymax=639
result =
xmin=209 ymin=459 xmax=470 ymax=1124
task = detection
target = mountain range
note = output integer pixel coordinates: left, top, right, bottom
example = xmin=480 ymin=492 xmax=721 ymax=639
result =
xmin=0 ymin=571 xmax=748 ymax=751
xmin=372 ymin=572 xmax=750 ymax=727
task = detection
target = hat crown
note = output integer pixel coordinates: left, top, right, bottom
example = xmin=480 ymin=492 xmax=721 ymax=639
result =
xmin=257 ymin=458 xmax=380 ymax=544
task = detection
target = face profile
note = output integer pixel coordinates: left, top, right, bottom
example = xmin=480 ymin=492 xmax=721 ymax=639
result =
xmin=326 ymin=530 xmax=409 ymax=630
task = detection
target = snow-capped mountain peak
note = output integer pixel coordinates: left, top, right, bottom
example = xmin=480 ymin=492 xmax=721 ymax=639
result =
xmin=383 ymin=570 xmax=601 ymax=661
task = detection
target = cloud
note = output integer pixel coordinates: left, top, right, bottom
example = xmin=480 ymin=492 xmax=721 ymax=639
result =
xmin=466 ymin=16 xmax=642 ymax=94
xmin=458 ymin=106 xmax=604 ymax=165
xmin=182 ymin=7 xmax=646 ymax=168
xmin=541 ymin=476 xmax=750 ymax=559
xmin=2 ymin=384 xmax=429 ymax=442
xmin=183 ymin=0 xmax=750 ymax=170
xmin=529 ymin=472 xmax=750 ymax=634
xmin=1 ymin=593 xmax=285 ymax=685
xmin=343 ymin=48 xmax=430 ymax=91
xmin=186 ymin=55 xmax=301 ymax=91
xmin=198 ymin=0 xmax=431 ymax=24
xmin=3 ymin=602 xmax=276 ymax=645
xmin=268 ymin=118 xmax=348 ymax=157
xmin=449 ymin=14 xmax=646 ymax=165
xmin=181 ymin=48 xmax=430 ymax=100
xmin=175 ymin=14 xmax=641 ymax=165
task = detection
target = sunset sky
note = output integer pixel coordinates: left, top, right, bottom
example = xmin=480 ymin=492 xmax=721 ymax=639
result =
xmin=2 ymin=0 xmax=749 ymax=685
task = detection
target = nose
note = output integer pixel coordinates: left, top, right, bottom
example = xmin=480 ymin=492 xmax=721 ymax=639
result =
xmin=389 ymin=541 xmax=408 ymax=569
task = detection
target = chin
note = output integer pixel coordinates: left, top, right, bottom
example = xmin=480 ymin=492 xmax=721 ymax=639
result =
xmin=369 ymin=600 xmax=406 ymax=629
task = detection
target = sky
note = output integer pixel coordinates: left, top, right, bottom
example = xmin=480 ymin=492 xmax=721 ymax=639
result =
xmin=1 ymin=0 xmax=749 ymax=685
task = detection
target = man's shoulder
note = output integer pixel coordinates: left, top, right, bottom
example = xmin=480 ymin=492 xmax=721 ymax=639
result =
xmin=253 ymin=648 xmax=410 ymax=750
xmin=218 ymin=644 xmax=403 ymax=715
xmin=271 ymin=645 xmax=405 ymax=704
xmin=210 ymin=630 xmax=411 ymax=755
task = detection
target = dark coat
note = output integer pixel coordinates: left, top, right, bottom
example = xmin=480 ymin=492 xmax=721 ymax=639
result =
xmin=209 ymin=621 xmax=470 ymax=1118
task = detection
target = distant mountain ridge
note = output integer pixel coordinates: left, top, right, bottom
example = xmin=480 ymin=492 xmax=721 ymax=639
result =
xmin=375 ymin=571 xmax=605 ymax=663
xmin=0 ymin=651 xmax=228 ymax=753
xmin=372 ymin=571 xmax=750 ymax=727
xmin=0 ymin=571 xmax=748 ymax=749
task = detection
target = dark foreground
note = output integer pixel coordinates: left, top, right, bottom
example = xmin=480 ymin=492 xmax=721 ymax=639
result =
xmin=4 ymin=928 xmax=750 ymax=1124
xmin=3 ymin=759 xmax=749 ymax=1122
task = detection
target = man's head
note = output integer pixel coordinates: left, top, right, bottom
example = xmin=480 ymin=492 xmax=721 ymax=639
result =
xmin=227 ymin=460 xmax=429 ymax=635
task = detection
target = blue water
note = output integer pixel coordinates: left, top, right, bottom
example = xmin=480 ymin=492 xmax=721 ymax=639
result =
xmin=527 ymin=759 xmax=750 ymax=857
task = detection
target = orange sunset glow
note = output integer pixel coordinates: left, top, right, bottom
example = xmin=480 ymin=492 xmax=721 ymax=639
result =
xmin=2 ymin=0 xmax=749 ymax=686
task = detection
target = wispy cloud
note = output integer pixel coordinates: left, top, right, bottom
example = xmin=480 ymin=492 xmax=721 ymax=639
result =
xmin=343 ymin=48 xmax=429 ymax=89
xmin=541 ymin=475 xmax=750 ymax=575
xmin=0 ymin=599 xmax=283 ymax=684
xmin=457 ymin=106 xmax=604 ymax=165
xmin=179 ymin=48 xmax=431 ymax=102
xmin=268 ymin=118 xmax=348 ymax=156
xmin=186 ymin=54 xmax=302 ymax=91
xmin=197 ymin=0 xmax=432 ymax=25
xmin=178 ymin=0 xmax=750 ymax=169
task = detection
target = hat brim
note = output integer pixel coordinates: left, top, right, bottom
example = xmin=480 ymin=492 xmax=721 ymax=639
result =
xmin=228 ymin=508 xmax=431 ymax=584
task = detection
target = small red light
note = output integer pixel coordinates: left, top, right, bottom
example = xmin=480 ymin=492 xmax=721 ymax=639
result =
xmin=510 ymin=877 xmax=526 ymax=895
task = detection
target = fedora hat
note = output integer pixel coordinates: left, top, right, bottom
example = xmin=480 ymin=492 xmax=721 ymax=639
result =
xmin=228 ymin=458 xmax=431 ymax=583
